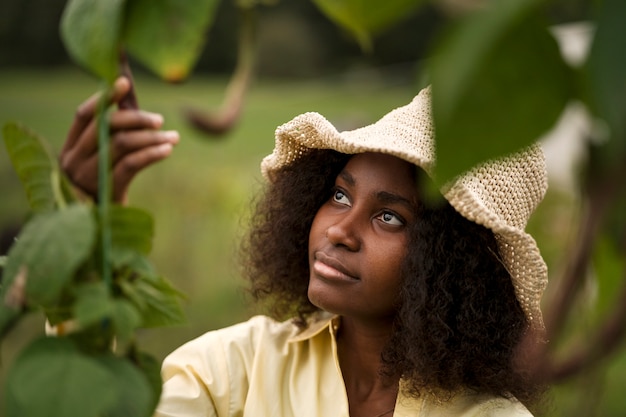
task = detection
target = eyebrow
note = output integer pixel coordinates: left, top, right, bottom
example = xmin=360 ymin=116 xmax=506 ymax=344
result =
xmin=338 ymin=171 xmax=417 ymax=212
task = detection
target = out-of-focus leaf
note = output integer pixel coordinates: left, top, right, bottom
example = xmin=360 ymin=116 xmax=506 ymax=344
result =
xmin=429 ymin=1 xmax=573 ymax=184
xmin=73 ymin=282 xmax=113 ymax=328
xmin=133 ymin=351 xmax=163 ymax=412
xmin=119 ymin=274 xmax=186 ymax=328
xmin=311 ymin=0 xmax=426 ymax=51
xmin=110 ymin=205 xmax=154 ymax=255
xmin=60 ymin=0 xmax=127 ymax=83
xmin=5 ymin=337 xmax=117 ymax=417
xmin=236 ymin=0 xmax=278 ymax=9
xmin=3 ymin=123 xmax=65 ymax=212
xmin=123 ymin=0 xmax=221 ymax=82
xmin=587 ymin=0 xmax=626 ymax=141
xmin=97 ymin=355 xmax=155 ymax=417
xmin=591 ymin=235 xmax=625 ymax=321
xmin=111 ymin=298 xmax=142 ymax=344
xmin=1 ymin=205 xmax=96 ymax=307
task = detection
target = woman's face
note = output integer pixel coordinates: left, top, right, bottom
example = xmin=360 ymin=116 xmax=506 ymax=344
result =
xmin=308 ymin=152 xmax=419 ymax=320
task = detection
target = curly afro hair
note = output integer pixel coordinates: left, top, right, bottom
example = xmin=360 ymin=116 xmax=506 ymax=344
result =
xmin=240 ymin=148 xmax=542 ymax=405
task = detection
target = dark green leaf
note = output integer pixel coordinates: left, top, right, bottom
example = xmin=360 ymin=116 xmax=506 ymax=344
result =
xmin=3 ymin=122 xmax=65 ymax=212
xmin=73 ymin=282 xmax=114 ymax=328
xmin=1 ymin=204 xmax=96 ymax=307
xmin=132 ymin=351 xmax=163 ymax=412
xmin=311 ymin=0 xmax=425 ymax=50
xmin=97 ymin=355 xmax=155 ymax=417
xmin=591 ymin=235 xmax=625 ymax=322
xmin=123 ymin=0 xmax=220 ymax=82
xmin=112 ymin=298 xmax=142 ymax=343
xmin=5 ymin=337 xmax=117 ymax=417
xmin=430 ymin=3 xmax=573 ymax=184
xmin=60 ymin=0 xmax=127 ymax=83
xmin=587 ymin=0 xmax=626 ymax=140
xmin=110 ymin=205 xmax=154 ymax=255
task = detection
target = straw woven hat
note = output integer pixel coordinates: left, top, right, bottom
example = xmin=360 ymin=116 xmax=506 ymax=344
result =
xmin=261 ymin=87 xmax=548 ymax=330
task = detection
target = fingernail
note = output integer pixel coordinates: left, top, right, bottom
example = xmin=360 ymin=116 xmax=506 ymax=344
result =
xmin=157 ymin=143 xmax=173 ymax=155
xmin=161 ymin=130 xmax=180 ymax=143
xmin=146 ymin=112 xmax=164 ymax=126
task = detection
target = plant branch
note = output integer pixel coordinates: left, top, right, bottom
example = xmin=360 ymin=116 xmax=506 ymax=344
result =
xmin=118 ymin=51 xmax=139 ymax=110
xmin=543 ymin=265 xmax=626 ymax=382
xmin=532 ymin=151 xmax=626 ymax=382
xmin=185 ymin=6 xmax=257 ymax=136
xmin=543 ymin=153 xmax=626 ymax=340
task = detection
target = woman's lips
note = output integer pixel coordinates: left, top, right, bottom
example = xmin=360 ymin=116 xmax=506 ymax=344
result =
xmin=312 ymin=252 xmax=358 ymax=282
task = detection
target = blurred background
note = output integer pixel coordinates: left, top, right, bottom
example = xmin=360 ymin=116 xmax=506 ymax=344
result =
xmin=2 ymin=0 xmax=625 ymax=416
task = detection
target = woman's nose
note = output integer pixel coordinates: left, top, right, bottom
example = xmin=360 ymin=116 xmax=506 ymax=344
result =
xmin=325 ymin=214 xmax=361 ymax=251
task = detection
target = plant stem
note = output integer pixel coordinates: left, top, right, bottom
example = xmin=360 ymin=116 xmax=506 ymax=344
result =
xmin=97 ymin=92 xmax=112 ymax=287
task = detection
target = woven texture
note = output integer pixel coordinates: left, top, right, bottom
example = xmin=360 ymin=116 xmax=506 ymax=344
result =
xmin=261 ymin=87 xmax=548 ymax=330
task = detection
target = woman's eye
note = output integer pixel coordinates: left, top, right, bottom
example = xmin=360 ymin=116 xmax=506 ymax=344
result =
xmin=332 ymin=189 xmax=351 ymax=206
xmin=378 ymin=211 xmax=404 ymax=226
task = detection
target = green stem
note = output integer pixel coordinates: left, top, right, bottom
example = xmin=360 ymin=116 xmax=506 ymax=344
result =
xmin=97 ymin=92 xmax=112 ymax=287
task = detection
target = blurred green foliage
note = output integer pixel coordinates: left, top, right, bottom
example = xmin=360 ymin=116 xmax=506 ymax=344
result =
xmin=1 ymin=64 xmax=625 ymax=415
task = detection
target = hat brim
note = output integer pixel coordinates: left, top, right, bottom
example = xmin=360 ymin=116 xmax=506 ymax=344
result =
xmin=261 ymin=89 xmax=548 ymax=331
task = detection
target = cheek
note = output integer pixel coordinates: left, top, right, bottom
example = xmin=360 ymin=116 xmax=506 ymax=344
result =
xmin=374 ymin=240 xmax=408 ymax=285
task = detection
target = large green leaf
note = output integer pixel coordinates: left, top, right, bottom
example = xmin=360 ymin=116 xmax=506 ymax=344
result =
xmin=73 ymin=281 xmax=114 ymax=329
xmin=60 ymin=0 xmax=127 ymax=83
xmin=3 ymin=123 xmax=61 ymax=212
xmin=97 ymin=355 xmax=156 ymax=417
xmin=429 ymin=0 xmax=574 ymax=184
xmin=123 ymin=0 xmax=221 ymax=82
xmin=1 ymin=204 xmax=96 ymax=307
xmin=5 ymin=337 xmax=117 ymax=417
xmin=110 ymin=205 xmax=154 ymax=255
xmin=587 ymin=0 xmax=626 ymax=140
xmin=312 ymin=0 xmax=425 ymax=50
xmin=133 ymin=351 xmax=163 ymax=412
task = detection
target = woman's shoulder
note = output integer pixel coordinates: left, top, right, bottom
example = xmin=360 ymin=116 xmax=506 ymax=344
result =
xmin=165 ymin=311 xmax=335 ymax=360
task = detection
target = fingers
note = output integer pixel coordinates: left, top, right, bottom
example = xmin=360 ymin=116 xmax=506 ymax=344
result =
xmin=111 ymin=129 xmax=179 ymax=164
xmin=69 ymin=109 xmax=164 ymax=162
xmin=112 ymin=140 xmax=177 ymax=203
xmin=62 ymin=133 xmax=178 ymax=204
xmin=61 ymin=77 xmax=179 ymax=204
xmin=63 ymin=77 xmax=131 ymax=154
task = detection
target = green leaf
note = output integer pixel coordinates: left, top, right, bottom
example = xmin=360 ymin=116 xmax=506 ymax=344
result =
xmin=119 ymin=274 xmax=186 ymax=328
xmin=591 ymin=235 xmax=625 ymax=322
xmin=1 ymin=204 xmax=96 ymax=307
xmin=429 ymin=1 xmax=573 ymax=184
xmin=111 ymin=298 xmax=142 ymax=344
xmin=123 ymin=0 xmax=221 ymax=82
xmin=5 ymin=337 xmax=117 ymax=417
xmin=60 ymin=0 xmax=127 ymax=83
xmin=132 ymin=351 xmax=163 ymax=412
xmin=3 ymin=122 xmax=65 ymax=212
xmin=73 ymin=282 xmax=113 ymax=328
xmin=587 ymin=0 xmax=626 ymax=141
xmin=311 ymin=0 xmax=425 ymax=51
xmin=97 ymin=355 xmax=156 ymax=417
xmin=110 ymin=205 xmax=154 ymax=255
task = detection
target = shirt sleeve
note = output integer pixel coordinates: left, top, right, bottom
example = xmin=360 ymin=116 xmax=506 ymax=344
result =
xmin=154 ymin=325 xmax=251 ymax=417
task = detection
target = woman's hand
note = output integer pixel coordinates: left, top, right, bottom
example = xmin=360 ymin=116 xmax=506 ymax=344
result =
xmin=60 ymin=77 xmax=179 ymax=204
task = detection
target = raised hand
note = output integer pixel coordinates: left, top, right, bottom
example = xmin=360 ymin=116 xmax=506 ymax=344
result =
xmin=60 ymin=77 xmax=179 ymax=204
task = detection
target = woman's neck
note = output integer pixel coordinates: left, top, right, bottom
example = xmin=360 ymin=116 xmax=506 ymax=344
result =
xmin=336 ymin=316 xmax=399 ymax=416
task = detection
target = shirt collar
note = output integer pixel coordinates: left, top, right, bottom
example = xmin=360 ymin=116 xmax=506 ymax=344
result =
xmin=288 ymin=311 xmax=339 ymax=343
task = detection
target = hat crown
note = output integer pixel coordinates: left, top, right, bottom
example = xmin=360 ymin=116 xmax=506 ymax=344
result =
xmin=262 ymin=87 xmax=549 ymax=330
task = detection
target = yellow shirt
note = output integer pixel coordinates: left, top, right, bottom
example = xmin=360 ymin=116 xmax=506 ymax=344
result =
xmin=155 ymin=313 xmax=533 ymax=417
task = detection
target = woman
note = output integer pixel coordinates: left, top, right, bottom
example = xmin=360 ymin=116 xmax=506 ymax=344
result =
xmin=61 ymin=78 xmax=548 ymax=416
